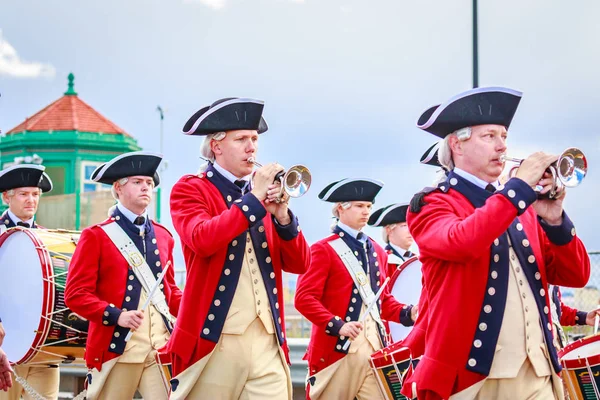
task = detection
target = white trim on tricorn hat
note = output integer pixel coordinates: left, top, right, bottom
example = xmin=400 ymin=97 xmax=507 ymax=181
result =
xmin=183 ymin=97 xmax=269 ymax=136
xmin=91 ymin=151 xmax=163 ymax=186
xmin=420 ymin=141 xmax=441 ymax=166
xmin=417 ymin=86 xmax=523 ymax=138
xmin=368 ymin=203 xmax=409 ymax=227
xmin=318 ymin=178 xmax=384 ymax=203
xmin=0 ymin=164 xmax=53 ymax=193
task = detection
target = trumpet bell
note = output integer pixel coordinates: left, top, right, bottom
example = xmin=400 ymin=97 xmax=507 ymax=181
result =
xmin=283 ymin=165 xmax=312 ymax=198
xmin=557 ymin=147 xmax=587 ymax=188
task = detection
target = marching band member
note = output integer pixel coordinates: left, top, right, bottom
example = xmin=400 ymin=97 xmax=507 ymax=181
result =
xmin=65 ymin=151 xmax=182 ymax=400
xmin=0 ymin=164 xmax=57 ymax=400
xmin=368 ymin=203 xmax=414 ymax=277
xmin=0 ymin=347 xmax=11 ymax=392
xmin=405 ymin=87 xmax=590 ymax=400
xmin=549 ymin=285 xmax=600 ymax=348
xmin=0 ymin=164 xmax=52 ymax=232
xmin=295 ymin=178 xmax=416 ymax=400
xmin=167 ymin=98 xmax=310 ymax=399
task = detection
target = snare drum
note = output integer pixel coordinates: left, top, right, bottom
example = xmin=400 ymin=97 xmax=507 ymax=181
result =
xmin=370 ymin=342 xmax=414 ymax=400
xmin=389 ymin=256 xmax=422 ymax=342
xmin=0 ymin=227 xmax=88 ymax=365
xmin=559 ymin=334 xmax=600 ymax=400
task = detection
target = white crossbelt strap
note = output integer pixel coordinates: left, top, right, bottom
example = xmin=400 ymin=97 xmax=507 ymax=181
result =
xmin=102 ymin=223 xmax=175 ymax=325
xmin=0 ymin=225 xmax=6 ymax=235
xmin=329 ymin=238 xmax=384 ymax=326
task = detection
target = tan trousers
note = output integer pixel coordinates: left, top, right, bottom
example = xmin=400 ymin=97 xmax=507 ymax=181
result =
xmin=452 ymin=359 xmax=555 ymax=400
xmin=0 ymin=365 xmax=59 ymax=400
xmin=92 ymin=350 xmax=168 ymax=400
xmin=316 ymin=338 xmax=382 ymax=400
xmin=186 ymin=318 xmax=290 ymax=400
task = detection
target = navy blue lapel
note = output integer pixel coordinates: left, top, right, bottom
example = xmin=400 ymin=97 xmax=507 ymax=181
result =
xmin=1 ymin=211 xmax=16 ymax=229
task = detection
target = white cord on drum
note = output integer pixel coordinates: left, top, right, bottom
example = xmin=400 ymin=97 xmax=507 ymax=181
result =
xmin=13 ymin=370 xmax=48 ymax=400
xmin=13 ymin=368 xmax=88 ymax=400
xmin=585 ymin=358 xmax=600 ymax=398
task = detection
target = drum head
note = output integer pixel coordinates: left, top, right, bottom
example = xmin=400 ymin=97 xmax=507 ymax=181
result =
xmin=0 ymin=230 xmax=45 ymax=363
xmin=389 ymin=257 xmax=422 ymax=342
xmin=561 ymin=335 xmax=600 ymax=361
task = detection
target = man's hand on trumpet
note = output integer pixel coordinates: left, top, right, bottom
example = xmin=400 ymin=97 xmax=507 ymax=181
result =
xmin=514 ymin=152 xmax=565 ymax=225
xmin=251 ymin=163 xmax=291 ymax=225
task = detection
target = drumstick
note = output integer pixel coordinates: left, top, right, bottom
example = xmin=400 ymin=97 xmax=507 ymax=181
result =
xmin=342 ymin=277 xmax=390 ymax=351
xmin=125 ymin=261 xmax=171 ymax=342
xmin=594 ymin=305 xmax=600 ymax=335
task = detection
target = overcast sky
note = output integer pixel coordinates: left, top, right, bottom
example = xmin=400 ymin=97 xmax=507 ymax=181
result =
xmin=1 ymin=0 xmax=599 ymax=270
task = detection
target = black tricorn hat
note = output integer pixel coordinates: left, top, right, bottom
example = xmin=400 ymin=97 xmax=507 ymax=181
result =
xmin=318 ymin=178 xmax=384 ymax=203
xmin=91 ymin=151 xmax=162 ymax=186
xmin=417 ymin=87 xmax=522 ymax=138
xmin=368 ymin=203 xmax=409 ymax=227
xmin=420 ymin=141 xmax=442 ymax=167
xmin=183 ymin=97 xmax=268 ymax=136
xmin=0 ymin=164 xmax=53 ymax=193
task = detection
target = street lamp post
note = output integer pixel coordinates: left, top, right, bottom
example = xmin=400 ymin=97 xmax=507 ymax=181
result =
xmin=473 ymin=0 xmax=479 ymax=88
xmin=156 ymin=106 xmax=165 ymax=223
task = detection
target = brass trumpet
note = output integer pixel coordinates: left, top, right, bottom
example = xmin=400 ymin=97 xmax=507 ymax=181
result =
xmin=501 ymin=147 xmax=587 ymax=199
xmin=247 ymin=157 xmax=312 ymax=202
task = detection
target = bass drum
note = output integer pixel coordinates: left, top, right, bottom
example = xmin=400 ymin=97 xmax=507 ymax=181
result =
xmin=0 ymin=227 xmax=88 ymax=365
xmin=389 ymin=256 xmax=422 ymax=343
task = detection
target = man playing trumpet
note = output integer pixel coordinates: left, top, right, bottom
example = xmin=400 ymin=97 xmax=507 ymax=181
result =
xmin=167 ymin=97 xmax=310 ymax=399
xmin=65 ymin=151 xmax=182 ymax=399
xmin=404 ymin=87 xmax=590 ymax=400
xmin=295 ymin=178 xmax=416 ymax=400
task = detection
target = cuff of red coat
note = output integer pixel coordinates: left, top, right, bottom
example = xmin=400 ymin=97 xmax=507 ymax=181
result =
xmin=497 ymin=178 xmax=537 ymax=216
xmin=325 ymin=316 xmax=344 ymax=336
xmin=538 ymin=212 xmax=576 ymax=246
xmin=400 ymin=305 xmax=415 ymax=327
xmin=233 ymin=193 xmax=267 ymax=227
xmin=102 ymin=304 xmax=122 ymax=326
xmin=575 ymin=310 xmax=588 ymax=326
xmin=272 ymin=210 xmax=300 ymax=241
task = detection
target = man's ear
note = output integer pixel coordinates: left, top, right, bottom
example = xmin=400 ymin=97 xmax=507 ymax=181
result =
xmin=448 ymin=135 xmax=463 ymax=157
xmin=211 ymin=139 xmax=222 ymax=156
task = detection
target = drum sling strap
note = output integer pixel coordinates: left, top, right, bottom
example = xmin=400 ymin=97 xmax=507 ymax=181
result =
xmin=101 ymin=223 xmax=175 ymax=325
xmin=328 ymin=238 xmax=386 ymax=333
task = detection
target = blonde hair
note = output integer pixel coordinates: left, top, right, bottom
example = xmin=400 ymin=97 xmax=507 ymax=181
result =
xmin=199 ymin=131 xmax=227 ymax=172
xmin=330 ymin=202 xmax=351 ymax=231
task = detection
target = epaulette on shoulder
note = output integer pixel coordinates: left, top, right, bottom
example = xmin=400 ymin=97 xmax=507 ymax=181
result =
xmin=183 ymin=173 xmax=201 ymax=181
xmin=409 ymin=180 xmax=450 ymax=214
xmin=152 ymin=221 xmax=174 ymax=237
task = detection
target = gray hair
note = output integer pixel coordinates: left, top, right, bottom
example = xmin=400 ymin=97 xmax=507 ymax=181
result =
xmin=199 ymin=131 xmax=227 ymax=172
xmin=434 ymin=129 xmax=471 ymax=185
xmin=382 ymin=223 xmax=396 ymax=243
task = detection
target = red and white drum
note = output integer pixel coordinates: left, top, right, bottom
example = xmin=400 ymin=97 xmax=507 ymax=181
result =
xmin=0 ymin=227 xmax=88 ymax=365
xmin=370 ymin=341 xmax=414 ymax=400
xmin=389 ymin=256 xmax=422 ymax=343
xmin=559 ymin=333 xmax=600 ymax=400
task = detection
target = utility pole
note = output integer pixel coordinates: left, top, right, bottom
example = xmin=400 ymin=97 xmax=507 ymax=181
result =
xmin=472 ymin=0 xmax=479 ymax=88
xmin=156 ymin=106 xmax=165 ymax=223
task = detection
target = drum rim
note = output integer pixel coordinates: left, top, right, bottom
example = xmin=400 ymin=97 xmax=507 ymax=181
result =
xmin=389 ymin=255 xmax=419 ymax=289
xmin=370 ymin=344 xmax=412 ymax=368
xmin=559 ymin=333 xmax=600 ymax=369
xmin=0 ymin=227 xmax=55 ymax=364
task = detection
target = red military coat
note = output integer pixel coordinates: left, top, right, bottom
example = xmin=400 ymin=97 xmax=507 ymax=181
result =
xmin=295 ymin=227 xmax=411 ymax=377
xmin=167 ymin=166 xmax=310 ymax=377
xmin=65 ymin=213 xmax=182 ymax=371
xmin=403 ymin=173 xmax=590 ymax=399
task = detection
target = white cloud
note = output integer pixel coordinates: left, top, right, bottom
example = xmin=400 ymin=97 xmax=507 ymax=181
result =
xmin=0 ymin=30 xmax=55 ymax=79
xmin=183 ymin=0 xmax=227 ymax=10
